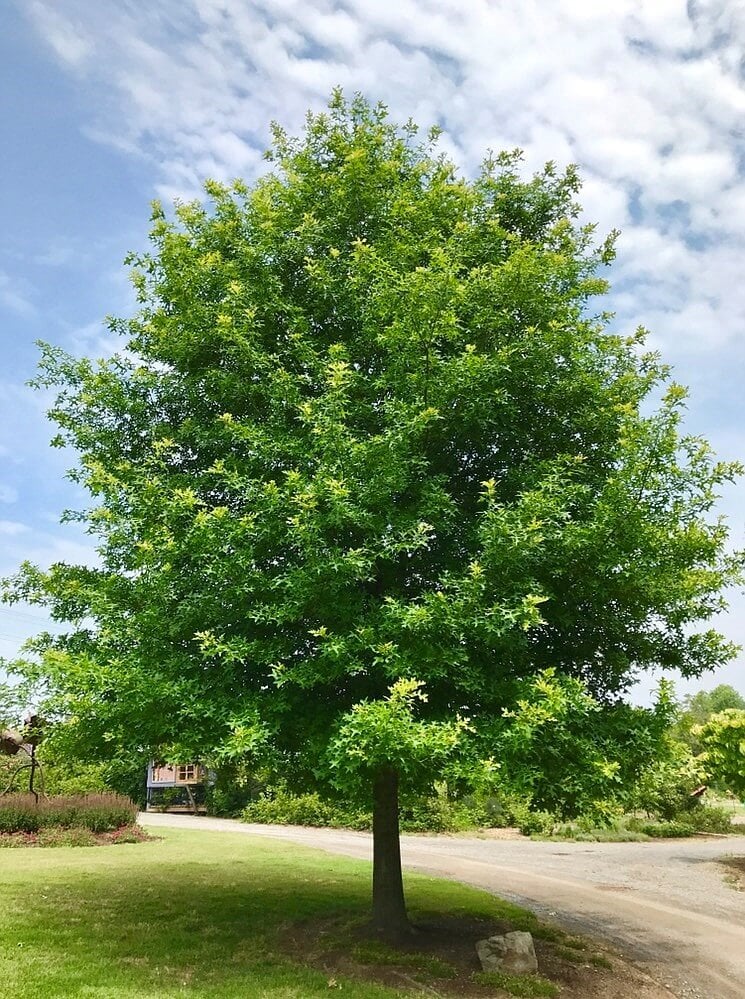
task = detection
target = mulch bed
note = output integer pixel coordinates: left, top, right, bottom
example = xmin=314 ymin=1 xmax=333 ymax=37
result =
xmin=0 ymin=824 xmax=153 ymax=848
xmin=280 ymin=911 xmax=676 ymax=998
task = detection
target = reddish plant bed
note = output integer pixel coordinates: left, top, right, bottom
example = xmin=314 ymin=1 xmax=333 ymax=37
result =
xmin=0 ymin=824 xmax=154 ymax=848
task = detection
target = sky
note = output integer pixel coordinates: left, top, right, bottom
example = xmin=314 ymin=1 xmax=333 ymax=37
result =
xmin=1 ymin=0 xmax=744 ymax=704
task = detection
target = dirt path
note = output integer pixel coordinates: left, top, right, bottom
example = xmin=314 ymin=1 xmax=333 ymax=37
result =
xmin=141 ymin=813 xmax=745 ymax=999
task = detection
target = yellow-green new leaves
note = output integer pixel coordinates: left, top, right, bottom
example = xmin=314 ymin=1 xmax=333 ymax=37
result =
xmin=697 ymin=709 xmax=745 ymax=797
xmin=327 ymin=679 xmax=470 ymax=797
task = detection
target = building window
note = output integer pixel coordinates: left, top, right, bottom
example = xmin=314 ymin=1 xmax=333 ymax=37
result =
xmin=176 ymin=764 xmax=196 ymax=782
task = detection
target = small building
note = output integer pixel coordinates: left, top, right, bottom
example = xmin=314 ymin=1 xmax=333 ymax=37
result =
xmin=146 ymin=761 xmax=208 ymax=813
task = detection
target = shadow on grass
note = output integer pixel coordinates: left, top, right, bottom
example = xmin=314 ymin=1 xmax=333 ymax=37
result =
xmin=0 ymin=828 xmax=537 ymax=998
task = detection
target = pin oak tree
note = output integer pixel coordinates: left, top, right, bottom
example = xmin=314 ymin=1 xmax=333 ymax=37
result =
xmin=4 ymin=93 xmax=742 ymax=936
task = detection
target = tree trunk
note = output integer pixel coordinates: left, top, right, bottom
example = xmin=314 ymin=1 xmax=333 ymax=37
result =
xmin=372 ymin=766 xmax=412 ymax=939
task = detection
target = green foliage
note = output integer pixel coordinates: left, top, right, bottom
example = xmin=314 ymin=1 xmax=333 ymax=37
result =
xmin=513 ymin=809 xmax=557 ymax=837
xmin=623 ymin=736 xmax=703 ymax=820
xmin=476 ymin=671 xmax=678 ymax=821
xmin=672 ymin=685 xmax=745 ymax=753
xmin=2 ymin=93 xmax=742 ymax=857
xmin=242 ymin=787 xmax=370 ymax=830
xmin=0 ymin=793 xmax=137 ymax=833
xmin=239 ymin=782 xmax=552 ymax=834
xmin=634 ymin=820 xmax=696 ymax=838
xmin=328 ymin=679 xmax=468 ymax=800
xmin=42 ymin=761 xmax=111 ymax=796
xmin=697 ymin=709 xmax=745 ymax=797
xmin=549 ymin=805 xmax=732 ymax=841
xmin=676 ymin=804 xmax=732 ymax=833
xmin=204 ymin=768 xmax=256 ymax=816
xmin=547 ymin=823 xmax=648 ymax=842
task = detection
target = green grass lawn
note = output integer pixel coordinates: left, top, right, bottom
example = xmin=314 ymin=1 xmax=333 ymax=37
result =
xmin=0 ymin=827 xmax=554 ymax=998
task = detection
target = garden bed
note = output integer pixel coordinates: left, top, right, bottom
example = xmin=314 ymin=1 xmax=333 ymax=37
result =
xmin=0 ymin=824 xmax=152 ymax=848
xmin=280 ymin=910 xmax=673 ymax=999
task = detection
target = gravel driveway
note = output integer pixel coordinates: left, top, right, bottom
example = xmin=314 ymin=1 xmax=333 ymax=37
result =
xmin=141 ymin=813 xmax=745 ymax=999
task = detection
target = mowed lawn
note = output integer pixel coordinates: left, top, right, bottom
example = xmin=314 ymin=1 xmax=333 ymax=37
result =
xmin=0 ymin=827 xmax=534 ymax=998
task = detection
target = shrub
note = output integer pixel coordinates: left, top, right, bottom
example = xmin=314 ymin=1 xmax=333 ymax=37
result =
xmin=0 ymin=793 xmax=137 ymax=833
xmin=516 ymin=809 xmax=557 ymax=837
xmin=399 ymin=790 xmax=473 ymax=832
xmin=623 ymin=739 xmax=703 ymax=820
xmin=548 ymin=820 xmax=649 ymax=842
xmin=636 ymin=820 xmax=695 ymax=838
xmin=42 ymin=761 xmax=111 ymax=797
xmin=241 ymin=788 xmax=370 ymax=829
xmin=240 ymin=784 xmax=564 ymax=835
xmin=683 ymin=804 xmax=732 ymax=833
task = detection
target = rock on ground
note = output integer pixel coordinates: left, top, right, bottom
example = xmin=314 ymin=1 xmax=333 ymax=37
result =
xmin=476 ymin=930 xmax=538 ymax=974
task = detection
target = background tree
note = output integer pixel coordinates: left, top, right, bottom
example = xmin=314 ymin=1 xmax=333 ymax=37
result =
xmin=697 ymin=709 xmax=745 ymax=798
xmin=672 ymin=684 xmax=745 ymax=754
xmin=3 ymin=93 xmax=742 ymax=936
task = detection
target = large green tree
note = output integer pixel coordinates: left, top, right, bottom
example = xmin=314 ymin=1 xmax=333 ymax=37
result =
xmin=3 ymin=93 xmax=742 ymax=935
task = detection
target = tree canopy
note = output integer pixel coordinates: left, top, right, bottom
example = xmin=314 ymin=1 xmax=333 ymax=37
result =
xmin=3 ymin=92 xmax=742 ymax=932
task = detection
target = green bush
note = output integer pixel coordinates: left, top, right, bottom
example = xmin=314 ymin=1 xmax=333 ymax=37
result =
xmin=635 ymin=820 xmax=695 ymax=838
xmin=241 ymin=788 xmax=370 ymax=830
xmin=399 ymin=791 xmax=472 ymax=832
xmin=240 ymin=783 xmax=563 ymax=835
xmin=515 ymin=809 xmax=557 ymax=837
xmin=627 ymin=804 xmax=731 ymax=838
xmin=683 ymin=804 xmax=732 ymax=833
xmin=548 ymin=820 xmax=649 ymax=842
xmin=0 ymin=794 xmax=137 ymax=833
xmin=623 ymin=739 xmax=703 ymax=820
xmin=42 ymin=761 xmax=111 ymax=797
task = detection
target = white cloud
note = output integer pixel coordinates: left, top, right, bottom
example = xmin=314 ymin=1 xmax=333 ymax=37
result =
xmin=0 ymin=528 xmax=98 ymax=579
xmin=20 ymin=0 xmax=745 ymax=354
xmin=0 ymin=271 xmax=36 ymax=318
xmin=27 ymin=0 xmax=93 ymax=68
xmin=0 ymin=520 xmax=28 ymax=536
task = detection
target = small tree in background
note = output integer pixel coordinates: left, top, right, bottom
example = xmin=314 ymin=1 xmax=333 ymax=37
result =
xmin=673 ymin=684 xmax=745 ymax=754
xmin=3 ymin=92 xmax=742 ymax=936
xmin=697 ymin=710 xmax=745 ymax=799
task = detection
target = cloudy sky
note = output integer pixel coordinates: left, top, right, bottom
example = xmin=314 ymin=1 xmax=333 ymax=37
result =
xmin=1 ymin=0 xmax=743 ymax=701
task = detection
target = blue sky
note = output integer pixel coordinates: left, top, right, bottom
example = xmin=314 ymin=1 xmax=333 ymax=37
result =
xmin=1 ymin=0 xmax=744 ymax=702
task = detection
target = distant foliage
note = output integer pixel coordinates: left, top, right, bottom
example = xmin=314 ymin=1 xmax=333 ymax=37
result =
xmin=623 ymin=737 xmax=703 ymax=820
xmin=242 ymin=787 xmax=370 ymax=830
xmin=672 ymin=685 xmax=745 ymax=754
xmin=474 ymin=671 xmax=679 ymax=822
xmin=697 ymin=709 xmax=745 ymax=797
